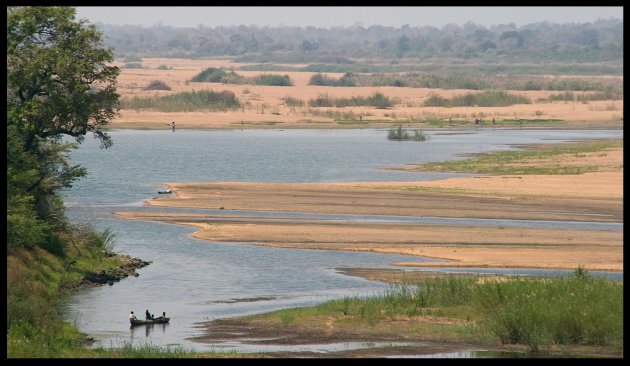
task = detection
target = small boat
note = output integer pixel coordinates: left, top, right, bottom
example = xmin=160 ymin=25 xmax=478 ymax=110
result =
xmin=157 ymin=188 xmax=172 ymax=194
xmin=130 ymin=317 xmax=170 ymax=326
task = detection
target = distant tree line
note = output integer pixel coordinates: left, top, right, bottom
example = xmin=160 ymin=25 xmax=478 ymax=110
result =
xmin=92 ymin=19 xmax=623 ymax=63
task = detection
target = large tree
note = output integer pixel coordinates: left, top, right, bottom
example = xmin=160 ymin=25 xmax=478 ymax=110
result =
xmin=7 ymin=6 xmax=120 ymax=250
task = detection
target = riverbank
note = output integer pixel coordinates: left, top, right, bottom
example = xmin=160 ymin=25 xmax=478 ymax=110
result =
xmin=189 ymin=270 xmax=623 ymax=358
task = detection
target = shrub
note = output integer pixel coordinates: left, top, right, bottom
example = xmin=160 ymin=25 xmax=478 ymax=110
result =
xmin=190 ymin=67 xmax=240 ymax=83
xmin=124 ymin=63 xmax=144 ymax=69
xmin=253 ymin=74 xmax=292 ymax=86
xmin=144 ymin=80 xmax=172 ymax=91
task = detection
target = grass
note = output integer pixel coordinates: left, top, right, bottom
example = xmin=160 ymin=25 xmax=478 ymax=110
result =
xmin=413 ymin=139 xmax=622 ymax=175
xmin=122 ymin=90 xmax=240 ymax=112
xmin=387 ymin=126 xmax=427 ymax=141
xmin=424 ymin=91 xmax=531 ymax=107
xmin=309 ymin=92 xmax=393 ymax=108
xmin=243 ymin=270 xmax=623 ymax=355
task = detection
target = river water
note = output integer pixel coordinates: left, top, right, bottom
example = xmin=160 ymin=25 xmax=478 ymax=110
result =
xmin=60 ymin=128 xmax=623 ymax=353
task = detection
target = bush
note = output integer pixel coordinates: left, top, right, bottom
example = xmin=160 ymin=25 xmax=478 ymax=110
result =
xmin=309 ymin=72 xmax=356 ymax=87
xmin=253 ymin=74 xmax=292 ymax=86
xmin=144 ymin=80 xmax=172 ymax=91
xmin=124 ymin=63 xmax=144 ymax=69
xmin=190 ymin=67 xmax=240 ymax=83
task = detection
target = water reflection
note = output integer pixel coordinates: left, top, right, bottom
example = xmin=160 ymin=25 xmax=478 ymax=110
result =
xmin=130 ymin=323 xmax=169 ymax=339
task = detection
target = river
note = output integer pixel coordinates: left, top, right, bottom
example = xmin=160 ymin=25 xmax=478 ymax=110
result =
xmin=60 ymin=127 xmax=623 ymax=352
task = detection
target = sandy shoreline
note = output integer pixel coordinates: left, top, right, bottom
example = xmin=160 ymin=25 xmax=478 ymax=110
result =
xmin=116 ymin=168 xmax=622 ymax=272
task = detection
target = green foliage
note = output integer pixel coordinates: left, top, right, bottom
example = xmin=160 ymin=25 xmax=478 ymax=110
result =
xmin=7 ymin=6 xmax=119 ymax=254
xmin=474 ymin=275 xmax=623 ymax=351
xmin=123 ymin=89 xmax=240 ymax=112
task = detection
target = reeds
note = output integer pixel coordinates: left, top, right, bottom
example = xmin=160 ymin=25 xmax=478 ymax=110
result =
xmin=122 ymin=90 xmax=240 ymax=112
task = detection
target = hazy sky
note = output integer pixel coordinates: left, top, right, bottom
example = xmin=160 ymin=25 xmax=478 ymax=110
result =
xmin=75 ymin=6 xmax=623 ymax=29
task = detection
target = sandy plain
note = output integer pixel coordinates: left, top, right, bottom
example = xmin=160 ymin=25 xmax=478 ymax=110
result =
xmin=110 ymin=57 xmax=623 ymax=129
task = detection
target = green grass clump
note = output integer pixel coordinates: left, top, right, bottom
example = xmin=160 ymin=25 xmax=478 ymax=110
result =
xmin=309 ymin=92 xmax=393 ymax=108
xmin=122 ymin=90 xmax=240 ymax=112
xmin=388 ymin=126 xmax=426 ymax=141
xmin=424 ymin=91 xmax=531 ymax=107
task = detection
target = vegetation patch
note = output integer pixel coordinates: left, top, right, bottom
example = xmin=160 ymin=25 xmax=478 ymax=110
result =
xmin=309 ymin=92 xmax=393 ymax=108
xmin=122 ymin=90 xmax=240 ymax=112
xmin=423 ymin=91 xmax=531 ymax=107
xmin=228 ymin=269 xmax=622 ymax=355
xmin=144 ymin=80 xmax=172 ymax=90
xmin=413 ymin=139 xmax=622 ymax=175
xmin=190 ymin=67 xmax=292 ymax=86
xmin=387 ymin=126 xmax=427 ymax=141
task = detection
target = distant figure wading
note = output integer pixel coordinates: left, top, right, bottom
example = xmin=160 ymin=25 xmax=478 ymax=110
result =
xmin=170 ymin=121 xmax=175 ymax=132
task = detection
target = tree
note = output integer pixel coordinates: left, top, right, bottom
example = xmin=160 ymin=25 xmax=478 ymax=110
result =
xmin=7 ymin=6 xmax=120 ymax=250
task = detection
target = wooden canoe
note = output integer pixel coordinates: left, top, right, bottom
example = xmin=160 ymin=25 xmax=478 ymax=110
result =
xmin=130 ymin=317 xmax=170 ymax=326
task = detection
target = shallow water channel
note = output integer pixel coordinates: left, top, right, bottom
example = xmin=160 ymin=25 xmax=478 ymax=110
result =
xmin=60 ymin=128 xmax=622 ymax=354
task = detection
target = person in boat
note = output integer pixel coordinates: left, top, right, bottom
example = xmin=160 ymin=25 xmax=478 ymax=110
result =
xmin=129 ymin=311 xmax=137 ymax=321
xmin=145 ymin=309 xmax=154 ymax=320
xmin=156 ymin=311 xmax=167 ymax=320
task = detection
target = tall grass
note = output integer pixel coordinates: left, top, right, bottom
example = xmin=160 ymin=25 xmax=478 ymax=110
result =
xmin=474 ymin=274 xmax=623 ymax=351
xmin=387 ymin=126 xmax=426 ymax=141
xmin=265 ymin=271 xmax=622 ymax=353
xmin=424 ymin=91 xmax=531 ymax=107
xmin=122 ymin=90 xmax=240 ymax=112
xmin=308 ymin=92 xmax=393 ymax=108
